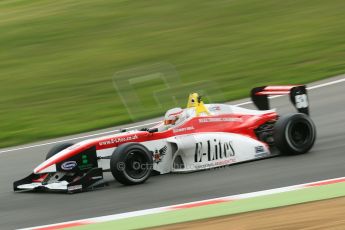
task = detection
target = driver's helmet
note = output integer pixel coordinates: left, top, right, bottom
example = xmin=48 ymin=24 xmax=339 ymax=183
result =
xmin=164 ymin=108 xmax=183 ymax=126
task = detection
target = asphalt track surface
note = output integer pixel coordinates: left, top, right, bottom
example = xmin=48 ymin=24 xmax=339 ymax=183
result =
xmin=1 ymin=76 xmax=345 ymax=230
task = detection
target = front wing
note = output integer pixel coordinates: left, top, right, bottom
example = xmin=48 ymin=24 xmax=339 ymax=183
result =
xmin=13 ymin=168 xmax=108 ymax=193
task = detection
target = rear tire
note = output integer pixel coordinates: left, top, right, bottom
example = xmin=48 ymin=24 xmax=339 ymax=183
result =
xmin=110 ymin=143 xmax=153 ymax=185
xmin=274 ymin=113 xmax=316 ymax=155
xmin=46 ymin=143 xmax=74 ymax=160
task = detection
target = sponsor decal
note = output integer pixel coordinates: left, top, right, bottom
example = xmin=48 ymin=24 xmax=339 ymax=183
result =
xmin=152 ymin=146 xmax=168 ymax=164
xmin=61 ymin=161 xmax=77 ymax=171
xmin=194 ymin=159 xmax=236 ymax=169
xmin=68 ymin=185 xmax=82 ymax=191
xmin=82 ymin=154 xmax=88 ymax=164
xmin=295 ymin=94 xmax=308 ymax=109
xmin=255 ymin=145 xmax=268 ymax=158
xmin=194 ymin=139 xmax=235 ymax=163
xmin=78 ymin=154 xmax=93 ymax=171
xmin=91 ymin=176 xmax=103 ymax=180
xmin=99 ymin=135 xmax=138 ymax=146
xmin=199 ymin=117 xmax=242 ymax=123
xmin=255 ymin=146 xmax=265 ymax=153
xmin=209 ymin=106 xmax=221 ymax=112
xmin=173 ymin=126 xmax=194 ymax=133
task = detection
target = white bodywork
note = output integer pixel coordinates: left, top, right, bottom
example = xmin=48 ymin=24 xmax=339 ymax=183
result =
xmin=96 ymin=132 xmax=271 ymax=175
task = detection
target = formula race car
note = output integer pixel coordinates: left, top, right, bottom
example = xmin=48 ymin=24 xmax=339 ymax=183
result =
xmin=14 ymin=85 xmax=316 ymax=193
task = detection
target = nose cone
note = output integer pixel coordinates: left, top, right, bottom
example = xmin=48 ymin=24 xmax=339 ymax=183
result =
xmin=34 ymin=163 xmax=57 ymax=174
xmin=34 ymin=147 xmax=71 ymax=174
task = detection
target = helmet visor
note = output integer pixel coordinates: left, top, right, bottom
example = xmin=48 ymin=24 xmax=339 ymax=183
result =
xmin=164 ymin=119 xmax=175 ymax=125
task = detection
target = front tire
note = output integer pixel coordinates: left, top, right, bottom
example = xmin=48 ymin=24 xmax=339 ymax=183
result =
xmin=110 ymin=143 xmax=153 ymax=185
xmin=46 ymin=143 xmax=74 ymax=160
xmin=274 ymin=113 xmax=316 ymax=155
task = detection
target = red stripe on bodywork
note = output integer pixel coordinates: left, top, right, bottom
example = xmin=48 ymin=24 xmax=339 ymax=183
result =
xmin=264 ymin=85 xmax=299 ymax=91
xmin=169 ymin=199 xmax=230 ymax=210
xmin=256 ymin=91 xmax=290 ymax=95
xmin=169 ymin=111 xmax=183 ymax=116
xmin=305 ymin=178 xmax=345 ymax=187
xmin=33 ymin=221 xmax=89 ymax=230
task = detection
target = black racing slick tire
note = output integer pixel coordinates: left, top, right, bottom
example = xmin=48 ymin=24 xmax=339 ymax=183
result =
xmin=110 ymin=143 xmax=153 ymax=185
xmin=46 ymin=143 xmax=74 ymax=160
xmin=274 ymin=113 xmax=316 ymax=155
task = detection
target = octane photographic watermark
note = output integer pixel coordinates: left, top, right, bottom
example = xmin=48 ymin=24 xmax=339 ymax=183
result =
xmin=112 ymin=62 xmax=226 ymax=121
xmin=115 ymin=161 xmax=234 ymax=172
xmin=116 ymin=162 xmax=153 ymax=171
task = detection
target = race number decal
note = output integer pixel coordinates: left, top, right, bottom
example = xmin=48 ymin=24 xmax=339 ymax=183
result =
xmin=295 ymin=94 xmax=308 ymax=109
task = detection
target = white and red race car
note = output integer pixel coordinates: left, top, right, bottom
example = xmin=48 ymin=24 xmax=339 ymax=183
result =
xmin=14 ymin=85 xmax=316 ymax=193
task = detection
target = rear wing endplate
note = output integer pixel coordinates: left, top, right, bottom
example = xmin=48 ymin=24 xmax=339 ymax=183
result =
xmin=251 ymin=85 xmax=309 ymax=115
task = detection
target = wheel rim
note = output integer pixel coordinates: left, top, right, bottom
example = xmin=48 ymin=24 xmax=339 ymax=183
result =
xmin=288 ymin=120 xmax=312 ymax=149
xmin=124 ymin=150 xmax=150 ymax=180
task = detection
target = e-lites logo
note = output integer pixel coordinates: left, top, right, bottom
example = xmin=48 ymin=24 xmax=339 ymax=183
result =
xmin=61 ymin=161 xmax=77 ymax=170
xmin=194 ymin=139 xmax=235 ymax=163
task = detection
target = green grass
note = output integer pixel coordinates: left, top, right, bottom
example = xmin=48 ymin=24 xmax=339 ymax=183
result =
xmin=70 ymin=182 xmax=345 ymax=230
xmin=1 ymin=0 xmax=345 ymax=148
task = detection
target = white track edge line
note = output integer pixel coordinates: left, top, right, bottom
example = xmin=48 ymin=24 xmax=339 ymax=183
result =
xmin=20 ymin=176 xmax=345 ymax=230
xmin=2 ymin=76 xmax=345 ymax=155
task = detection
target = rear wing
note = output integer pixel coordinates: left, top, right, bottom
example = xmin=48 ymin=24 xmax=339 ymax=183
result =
xmin=251 ymin=85 xmax=309 ymax=115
